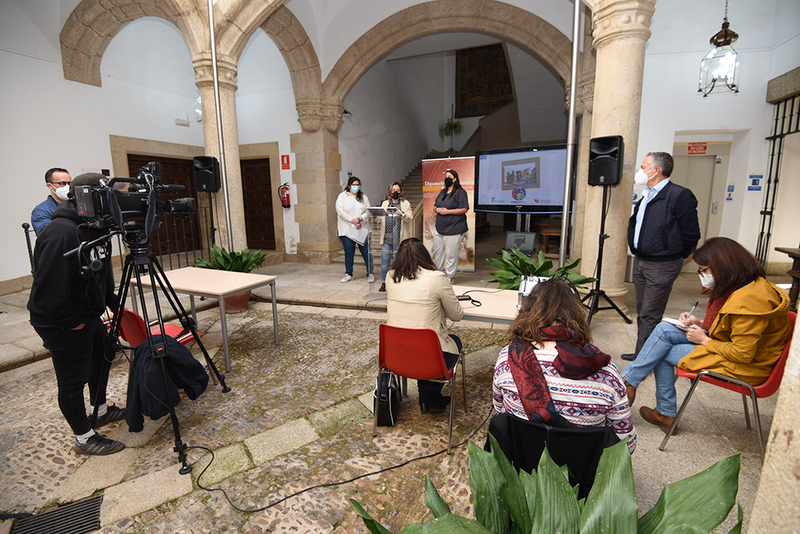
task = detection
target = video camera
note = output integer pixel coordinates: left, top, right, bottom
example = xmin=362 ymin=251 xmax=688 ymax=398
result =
xmin=74 ymin=162 xmax=197 ymax=246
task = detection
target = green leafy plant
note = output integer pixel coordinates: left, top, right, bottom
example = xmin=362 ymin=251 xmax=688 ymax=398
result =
xmin=194 ymin=244 xmax=267 ymax=273
xmin=352 ymin=437 xmax=743 ymax=534
xmin=482 ymin=247 xmax=596 ymax=290
xmin=440 ymin=114 xmax=464 ymax=151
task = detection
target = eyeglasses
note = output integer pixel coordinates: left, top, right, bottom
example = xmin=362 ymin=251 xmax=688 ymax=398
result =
xmin=49 ymin=181 xmax=71 ymax=187
xmin=697 ymin=266 xmax=711 ymax=274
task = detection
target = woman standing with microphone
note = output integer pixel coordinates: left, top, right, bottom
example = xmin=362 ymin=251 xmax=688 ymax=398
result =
xmin=335 ymin=175 xmax=373 ymax=283
xmin=432 ymin=169 xmax=469 ymax=283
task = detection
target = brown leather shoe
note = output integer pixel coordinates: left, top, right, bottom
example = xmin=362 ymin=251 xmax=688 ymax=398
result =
xmin=639 ymin=406 xmax=677 ymax=435
xmin=624 ymin=381 xmax=636 ymax=407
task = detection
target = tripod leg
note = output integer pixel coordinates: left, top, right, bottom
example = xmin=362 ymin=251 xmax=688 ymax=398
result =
xmin=601 ymin=292 xmax=632 ymax=323
xmin=148 ymin=255 xmax=230 ymax=392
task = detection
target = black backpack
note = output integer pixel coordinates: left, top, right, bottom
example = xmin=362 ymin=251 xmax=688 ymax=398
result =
xmin=373 ymin=372 xmax=400 ymax=426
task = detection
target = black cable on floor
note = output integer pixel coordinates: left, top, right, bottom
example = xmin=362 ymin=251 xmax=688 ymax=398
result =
xmin=191 ymin=403 xmax=496 ymax=514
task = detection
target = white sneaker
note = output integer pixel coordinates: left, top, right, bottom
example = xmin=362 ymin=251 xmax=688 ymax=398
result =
xmin=368 ymin=273 xmax=375 ymax=283
xmin=341 ymin=274 xmax=353 ymax=283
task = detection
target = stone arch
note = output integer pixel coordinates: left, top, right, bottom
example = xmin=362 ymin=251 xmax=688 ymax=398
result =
xmin=60 ymin=0 xmax=205 ymax=87
xmin=259 ymin=6 xmax=324 ymax=130
xmin=323 ymin=0 xmax=573 ymax=106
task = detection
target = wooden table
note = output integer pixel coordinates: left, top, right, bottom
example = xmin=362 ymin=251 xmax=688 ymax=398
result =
xmin=132 ymin=266 xmax=279 ymax=373
xmin=452 ymin=285 xmax=519 ymax=324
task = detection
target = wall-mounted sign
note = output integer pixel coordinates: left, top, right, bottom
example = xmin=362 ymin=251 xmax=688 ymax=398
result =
xmin=688 ymin=142 xmax=708 ymax=155
xmin=748 ymin=175 xmax=762 ymax=192
xmin=281 ymin=155 xmax=290 ymax=170
xmin=726 ymin=184 xmax=734 ymax=201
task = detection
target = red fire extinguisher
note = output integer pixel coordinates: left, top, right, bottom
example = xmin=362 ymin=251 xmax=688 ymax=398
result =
xmin=279 ymin=183 xmax=291 ymax=208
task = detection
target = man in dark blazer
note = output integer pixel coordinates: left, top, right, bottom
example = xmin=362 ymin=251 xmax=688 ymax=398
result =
xmin=622 ymin=152 xmax=701 ymax=362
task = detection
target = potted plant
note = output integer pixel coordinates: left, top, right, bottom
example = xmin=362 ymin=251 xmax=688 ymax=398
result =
xmin=482 ymin=248 xmax=596 ymax=291
xmin=440 ymin=107 xmax=464 ymax=152
xmin=194 ymin=244 xmax=268 ymax=312
xmin=352 ymin=438 xmax=743 ymax=533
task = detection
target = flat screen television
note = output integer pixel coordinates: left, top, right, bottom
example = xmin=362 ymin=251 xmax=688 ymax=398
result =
xmin=473 ymin=144 xmax=567 ymax=214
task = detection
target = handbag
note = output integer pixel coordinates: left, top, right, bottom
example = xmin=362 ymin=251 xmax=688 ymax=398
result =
xmin=373 ymin=372 xmax=400 ymax=426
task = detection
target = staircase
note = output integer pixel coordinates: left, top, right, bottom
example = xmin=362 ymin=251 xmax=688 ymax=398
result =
xmin=399 ymin=149 xmax=458 ymax=208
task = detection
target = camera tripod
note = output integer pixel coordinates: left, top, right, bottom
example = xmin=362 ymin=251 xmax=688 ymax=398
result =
xmin=105 ymin=242 xmax=231 ymax=474
xmin=581 ymin=185 xmax=632 ymax=325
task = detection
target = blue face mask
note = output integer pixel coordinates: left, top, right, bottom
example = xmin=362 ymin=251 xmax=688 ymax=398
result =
xmin=351 ymin=185 xmax=360 ymax=194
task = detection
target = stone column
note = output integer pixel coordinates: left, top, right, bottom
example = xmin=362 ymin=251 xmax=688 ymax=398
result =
xmin=194 ymin=54 xmax=248 ymax=252
xmin=291 ymin=101 xmax=344 ymax=264
xmin=582 ymin=0 xmax=656 ymax=309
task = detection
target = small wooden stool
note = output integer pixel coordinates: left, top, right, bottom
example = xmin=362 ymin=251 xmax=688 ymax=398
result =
xmin=538 ymin=220 xmax=562 ymax=258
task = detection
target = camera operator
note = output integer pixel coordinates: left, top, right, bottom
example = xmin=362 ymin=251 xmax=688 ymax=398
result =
xmin=27 ymin=173 xmax=126 ymax=456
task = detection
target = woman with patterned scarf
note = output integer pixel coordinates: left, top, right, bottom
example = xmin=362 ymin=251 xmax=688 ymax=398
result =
xmin=493 ymin=278 xmax=637 ymax=453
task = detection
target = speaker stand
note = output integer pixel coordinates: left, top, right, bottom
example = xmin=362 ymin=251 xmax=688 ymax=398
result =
xmin=581 ymin=185 xmax=632 ymax=325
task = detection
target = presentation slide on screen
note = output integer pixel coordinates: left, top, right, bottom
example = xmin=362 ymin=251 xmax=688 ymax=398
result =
xmin=476 ymin=148 xmax=566 ymax=208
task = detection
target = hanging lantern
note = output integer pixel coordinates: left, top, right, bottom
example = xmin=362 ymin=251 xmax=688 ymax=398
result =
xmin=698 ymin=0 xmax=740 ymax=97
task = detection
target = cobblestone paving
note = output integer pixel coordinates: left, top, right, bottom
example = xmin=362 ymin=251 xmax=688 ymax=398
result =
xmin=0 ymin=308 xmax=507 ymax=533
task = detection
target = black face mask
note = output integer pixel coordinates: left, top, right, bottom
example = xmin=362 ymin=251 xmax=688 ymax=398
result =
xmin=444 ymin=177 xmax=454 ymax=188
xmin=391 ymin=192 xmax=400 ymax=200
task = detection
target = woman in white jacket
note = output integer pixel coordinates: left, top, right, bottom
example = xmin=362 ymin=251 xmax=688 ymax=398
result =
xmin=378 ymin=181 xmax=413 ymax=292
xmin=335 ymin=175 xmax=373 ymax=283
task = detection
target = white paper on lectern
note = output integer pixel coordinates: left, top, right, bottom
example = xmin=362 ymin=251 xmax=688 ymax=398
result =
xmin=346 ymin=224 xmax=369 ymax=245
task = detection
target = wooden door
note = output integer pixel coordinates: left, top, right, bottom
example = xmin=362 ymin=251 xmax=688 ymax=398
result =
xmin=126 ymin=155 xmax=202 ymax=256
xmin=241 ymin=158 xmax=275 ymax=250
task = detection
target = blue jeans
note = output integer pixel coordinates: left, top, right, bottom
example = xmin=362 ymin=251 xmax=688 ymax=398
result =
xmin=339 ymin=235 xmax=372 ymax=276
xmin=620 ymin=321 xmax=696 ymax=417
xmin=380 ymin=243 xmax=396 ymax=283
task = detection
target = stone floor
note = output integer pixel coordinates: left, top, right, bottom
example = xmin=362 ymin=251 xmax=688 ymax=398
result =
xmin=0 ymin=233 xmax=792 ymax=533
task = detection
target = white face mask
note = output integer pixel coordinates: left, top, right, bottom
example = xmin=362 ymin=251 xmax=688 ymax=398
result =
xmin=634 ymin=168 xmax=652 ymax=187
xmin=53 ymin=184 xmax=70 ymax=201
xmin=699 ymin=272 xmax=714 ymax=289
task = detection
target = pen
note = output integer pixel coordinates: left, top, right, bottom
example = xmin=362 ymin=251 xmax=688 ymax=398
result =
xmin=686 ymin=301 xmax=698 ymax=320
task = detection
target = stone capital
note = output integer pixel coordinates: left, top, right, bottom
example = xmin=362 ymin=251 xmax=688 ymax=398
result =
xmin=193 ymin=54 xmax=238 ymax=92
xmin=591 ymin=0 xmax=656 ymax=49
xmin=296 ymin=100 xmax=344 ymax=133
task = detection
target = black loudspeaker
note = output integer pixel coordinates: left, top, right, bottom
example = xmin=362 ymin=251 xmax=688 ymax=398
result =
xmin=193 ymin=156 xmax=220 ymax=192
xmin=588 ymin=135 xmax=624 ymax=186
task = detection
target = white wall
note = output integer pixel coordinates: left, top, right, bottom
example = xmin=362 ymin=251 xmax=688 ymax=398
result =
xmin=236 ymin=29 xmax=302 ymax=253
xmin=339 ymin=53 xmax=447 ymax=204
xmin=507 ymin=42 xmax=568 ymax=144
xmin=637 ymin=0 xmax=800 ymax=257
xmin=1 ymin=5 xmax=202 ymax=282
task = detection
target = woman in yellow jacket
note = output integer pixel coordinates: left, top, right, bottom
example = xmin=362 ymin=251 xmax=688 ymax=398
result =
xmin=621 ymin=237 xmax=790 ymax=433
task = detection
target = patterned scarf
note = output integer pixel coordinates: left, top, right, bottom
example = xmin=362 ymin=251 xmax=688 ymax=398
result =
xmin=702 ymin=288 xmax=736 ymax=332
xmin=506 ymin=326 xmax=611 ymax=425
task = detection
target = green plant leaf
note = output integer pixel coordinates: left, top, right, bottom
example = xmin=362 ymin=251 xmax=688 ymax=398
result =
xmin=531 ymin=447 xmax=580 ymax=534
xmin=638 ymin=454 xmax=741 ymax=534
xmin=194 ymin=244 xmax=267 ymax=273
xmin=468 ymin=441 xmax=509 ymax=534
xmin=579 ymin=440 xmax=638 ymax=534
xmin=402 ymin=523 xmax=425 ymax=534
xmin=502 ymin=475 xmax=530 ymax=534
xmin=486 ymin=434 xmax=517 ymax=483
xmin=517 ymin=469 xmax=537 ymax=527
xmin=726 ymin=502 xmax=743 ymax=534
xmin=420 ymin=513 xmax=493 ymax=533
xmin=351 ymin=498 xmax=393 ymax=534
xmin=424 ymin=476 xmax=451 ymax=519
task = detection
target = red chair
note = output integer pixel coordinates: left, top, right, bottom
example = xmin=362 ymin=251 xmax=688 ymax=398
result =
xmin=118 ymin=308 xmax=203 ymax=348
xmin=372 ymin=324 xmax=467 ymax=454
xmin=659 ymin=311 xmax=796 ymax=459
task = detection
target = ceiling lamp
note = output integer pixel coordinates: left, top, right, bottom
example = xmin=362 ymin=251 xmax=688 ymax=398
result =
xmin=698 ymin=0 xmax=740 ymax=97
